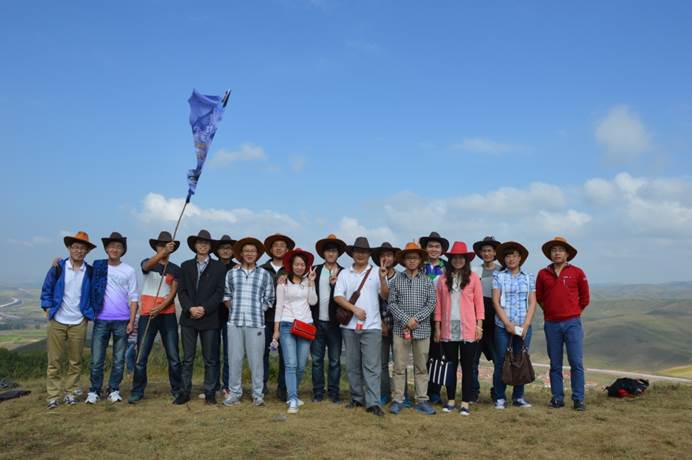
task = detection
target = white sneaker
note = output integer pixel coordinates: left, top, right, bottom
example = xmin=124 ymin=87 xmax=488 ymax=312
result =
xmin=223 ymin=395 xmax=240 ymax=407
xmin=513 ymin=398 xmax=532 ymax=408
xmin=85 ymin=392 xmax=99 ymax=404
xmin=495 ymin=399 xmax=506 ymax=410
xmin=107 ymin=391 xmax=123 ymax=403
xmin=286 ymin=398 xmax=305 ymax=406
xmin=287 ymin=399 xmax=299 ymax=414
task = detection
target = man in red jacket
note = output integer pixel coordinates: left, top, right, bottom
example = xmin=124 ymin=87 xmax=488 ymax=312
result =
xmin=536 ymin=237 xmax=590 ymax=411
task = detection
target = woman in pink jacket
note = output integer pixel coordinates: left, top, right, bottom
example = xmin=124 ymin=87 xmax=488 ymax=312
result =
xmin=433 ymin=241 xmax=484 ymax=415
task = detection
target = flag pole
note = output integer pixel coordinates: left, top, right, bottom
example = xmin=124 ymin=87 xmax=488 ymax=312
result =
xmin=135 ymin=88 xmax=230 ymax=367
xmin=135 ymin=198 xmax=189 ymax=365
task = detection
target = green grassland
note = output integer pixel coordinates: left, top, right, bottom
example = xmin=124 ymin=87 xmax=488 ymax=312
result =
xmin=0 ymin=377 xmax=690 ymax=459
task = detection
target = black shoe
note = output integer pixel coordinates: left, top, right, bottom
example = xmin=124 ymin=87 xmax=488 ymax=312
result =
xmin=173 ymin=393 xmax=190 ymax=405
xmin=276 ymin=388 xmax=287 ymax=402
xmin=573 ymin=400 xmax=586 ymax=411
xmin=329 ymin=396 xmax=341 ymax=404
xmin=346 ymin=400 xmax=363 ymax=409
xmin=366 ymin=405 xmax=385 ymax=417
xmin=549 ymin=398 xmax=565 ymax=409
xmin=312 ymin=396 xmax=323 ymax=402
xmin=205 ymin=394 xmax=217 ymax=405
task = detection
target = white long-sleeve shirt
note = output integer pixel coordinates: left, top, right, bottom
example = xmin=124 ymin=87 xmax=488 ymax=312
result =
xmin=275 ymin=277 xmax=317 ymax=324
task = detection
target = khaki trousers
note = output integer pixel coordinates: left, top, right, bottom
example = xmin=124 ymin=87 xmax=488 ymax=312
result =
xmin=392 ymin=335 xmax=430 ymax=403
xmin=46 ymin=319 xmax=87 ymax=401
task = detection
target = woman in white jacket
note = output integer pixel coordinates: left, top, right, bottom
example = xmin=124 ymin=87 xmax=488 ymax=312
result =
xmin=273 ymin=248 xmax=318 ymax=413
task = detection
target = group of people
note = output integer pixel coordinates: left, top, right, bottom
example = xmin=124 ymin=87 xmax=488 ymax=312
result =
xmin=41 ymin=229 xmax=590 ymax=416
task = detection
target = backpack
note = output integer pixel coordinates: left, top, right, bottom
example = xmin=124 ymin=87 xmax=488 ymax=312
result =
xmin=605 ymin=378 xmax=649 ymax=398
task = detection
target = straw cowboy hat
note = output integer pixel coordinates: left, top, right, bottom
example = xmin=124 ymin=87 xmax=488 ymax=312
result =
xmin=232 ymin=237 xmax=266 ymax=259
xmin=446 ymin=241 xmax=476 ymax=262
xmin=149 ymin=231 xmax=180 ymax=253
xmin=315 ymin=234 xmax=347 ymax=258
xmin=419 ymin=231 xmax=450 ymax=253
xmin=397 ymin=241 xmax=427 ymax=267
xmin=283 ymin=248 xmax=315 ymax=273
xmin=472 ymin=236 xmax=501 ymax=258
xmin=495 ymin=241 xmax=529 ymax=267
xmin=371 ymin=242 xmax=401 ymax=267
xmin=542 ymin=236 xmax=577 ymax=261
xmin=63 ymin=231 xmax=96 ymax=251
xmin=101 ymin=231 xmax=128 ymax=256
xmin=187 ymin=229 xmax=216 ymax=253
xmin=264 ymin=234 xmax=296 ymax=253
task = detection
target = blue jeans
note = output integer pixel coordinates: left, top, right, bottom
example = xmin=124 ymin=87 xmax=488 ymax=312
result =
xmin=310 ymin=320 xmax=342 ymax=399
xmin=126 ymin=342 xmax=136 ymax=374
xmin=545 ymin=317 xmax=585 ymax=402
xmin=131 ymin=314 xmax=183 ymax=397
xmin=493 ymin=326 xmax=533 ymax=402
xmin=89 ymin=319 xmax=128 ymax=394
xmin=279 ymin=321 xmax=311 ymax=403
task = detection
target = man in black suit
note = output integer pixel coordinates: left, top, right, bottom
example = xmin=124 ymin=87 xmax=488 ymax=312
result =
xmin=177 ymin=229 xmax=227 ymax=405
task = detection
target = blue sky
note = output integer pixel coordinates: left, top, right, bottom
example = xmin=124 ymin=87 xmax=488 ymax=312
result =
xmin=2 ymin=0 xmax=692 ymax=284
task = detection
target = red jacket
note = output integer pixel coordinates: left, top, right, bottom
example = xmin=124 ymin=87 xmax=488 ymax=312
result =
xmin=536 ymin=264 xmax=590 ymax=322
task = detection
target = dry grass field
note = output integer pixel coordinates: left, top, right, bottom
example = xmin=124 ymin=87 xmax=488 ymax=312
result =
xmin=1 ymin=376 xmax=690 ymax=460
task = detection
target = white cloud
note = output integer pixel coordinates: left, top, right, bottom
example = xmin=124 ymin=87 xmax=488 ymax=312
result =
xmin=337 ymin=217 xmax=394 ymax=245
xmin=584 ymin=178 xmax=616 ymax=204
xmin=595 ymin=105 xmax=651 ymax=161
xmin=209 ymin=143 xmax=266 ymax=168
xmin=290 ymin=155 xmax=306 ymax=173
xmin=137 ymin=193 xmax=299 ymax=230
xmin=7 ymin=236 xmax=52 ymax=248
xmin=452 ymin=137 xmax=522 ymax=155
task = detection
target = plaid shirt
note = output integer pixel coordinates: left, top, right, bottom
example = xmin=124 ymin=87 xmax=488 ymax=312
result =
xmin=379 ymin=271 xmax=399 ymax=330
xmin=223 ymin=266 xmax=275 ymax=328
xmin=387 ymin=270 xmax=436 ymax=339
xmin=492 ymin=269 xmax=535 ymax=328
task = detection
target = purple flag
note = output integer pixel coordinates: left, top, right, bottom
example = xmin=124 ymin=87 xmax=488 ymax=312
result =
xmin=186 ymin=89 xmax=230 ymax=202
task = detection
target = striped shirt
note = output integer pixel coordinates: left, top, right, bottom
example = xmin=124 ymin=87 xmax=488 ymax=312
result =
xmin=223 ymin=266 xmax=275 ymax=328
xmin=492 ymin=269 xmax=535 ymax=328
xmin=387 ymin=270 xmax=436 ymax=339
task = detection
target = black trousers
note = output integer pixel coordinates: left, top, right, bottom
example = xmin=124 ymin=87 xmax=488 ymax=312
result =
xmin=443 ymin=341 xmax=479 ymax=403
xmin=181 ymin=326 xmax=220 ymax=397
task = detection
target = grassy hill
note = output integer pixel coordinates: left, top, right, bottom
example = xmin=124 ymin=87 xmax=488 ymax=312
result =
xmin=1 ymin=283 xmax=691 ymax=374
xmin=0 ymin=378 xmax=690 ymax=459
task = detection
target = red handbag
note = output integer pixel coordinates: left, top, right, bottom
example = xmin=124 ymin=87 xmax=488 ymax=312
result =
xmin=290 ymin=319 xmax=317 ymax=341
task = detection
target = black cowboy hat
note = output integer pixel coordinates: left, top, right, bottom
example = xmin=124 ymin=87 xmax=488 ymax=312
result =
xmin=187 ymin=229 xmax=216 ymax=253
xmin=419 ymin=231 xmax=450 ymax=253
xmin=371 ymin=242 xmax=401 ymax=267
xmin=264 ymin=234 xmax=296 ymax=253
xmin=315 ymin=234 xmax=347 ymax=259
xmin=496 ymin=241 xmax=529 ymax=268
xmin=149 ymin=231 xmax=180 ymax=253
xmin=472 ymin=236 xmax=502 ymax=258
xmin=233 ymin=237 xmax=266 ymax=259
xmin=102 ymin=232 xmax=128 ymax=256
xmin=213 ymin=234 xmax=237 ymax=259
xmin=346 ymin=236 xmax=374 ymax=257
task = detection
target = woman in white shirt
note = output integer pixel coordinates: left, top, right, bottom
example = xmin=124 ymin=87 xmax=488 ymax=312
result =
xmin=273 ymin=248 xmax=318 ymax=413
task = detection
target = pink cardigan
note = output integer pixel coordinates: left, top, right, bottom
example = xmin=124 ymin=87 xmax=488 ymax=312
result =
xmin=434 ymin=273 xmax=484 ymax=341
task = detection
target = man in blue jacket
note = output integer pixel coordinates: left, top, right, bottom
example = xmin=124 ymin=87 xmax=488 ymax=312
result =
xmin=40 ymin=231 xmax=96 ymax=409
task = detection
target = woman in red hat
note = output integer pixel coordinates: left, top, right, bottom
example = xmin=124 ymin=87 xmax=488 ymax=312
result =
xmin=433 ymin=241 xmax=484 ymax=416
xmin=273 ymin=248 xmax=318 ymax=414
